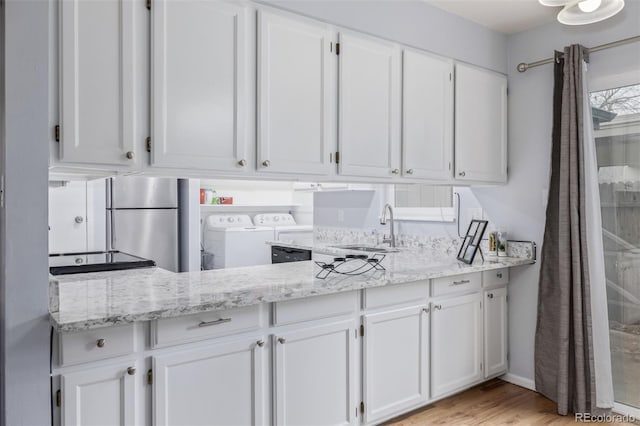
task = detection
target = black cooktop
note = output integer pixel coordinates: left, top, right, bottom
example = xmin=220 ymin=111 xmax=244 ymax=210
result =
xmin=49 ymin=251 xmax=156 ymax=275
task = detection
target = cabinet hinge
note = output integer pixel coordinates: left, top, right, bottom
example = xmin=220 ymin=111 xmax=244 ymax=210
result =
xmin=335 ymin=151 xmax=340 ymax=164
xmin=449 ymin=72 xmax=452 ymax=81
xmin=146 ymin=0 xmax=151 ymax=10
xmin=360 ymin=401 xmax=364 ymax=414
xmin=359 ymin=324 xmax=364 ymax=337
xmin=0 ymin=175 xmax=4 ymax=209
xmin=335 ymin=42 xmax=340 ymax=55
xmin=54 ymin=125 xmax=60 ymax=142
xmin=56 ymin=389 xmax=61 ymax=407
xmin=147 ymin=368 xmax=153 ymax=385
xmin=146 ymin=137 xmax=151 ymax=153
xmin=448 ymin=161 xmax=451 ymax=171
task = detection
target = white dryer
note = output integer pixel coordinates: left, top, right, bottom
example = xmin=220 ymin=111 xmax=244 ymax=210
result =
xmin=253 ymin=213 xmax=313 ymax=242
xmin=203 ymin=215 xmax=273 ymax=269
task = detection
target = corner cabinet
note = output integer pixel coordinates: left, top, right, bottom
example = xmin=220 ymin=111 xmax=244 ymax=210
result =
xmin=150 ymin=0 xmax=250 ymax=172
xmin=454 ymin=63 xmax=508 ymax=183
xmin=58 ymin=0 xmax=140 ymax=168
xmin=257 ymin=11 xmax=335 ymax=176
xmin=338 ymin=32 xmax=401 ymax=178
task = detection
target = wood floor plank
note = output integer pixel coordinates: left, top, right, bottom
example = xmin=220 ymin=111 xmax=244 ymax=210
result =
xmin=383 ymin=379 xmax=638 ymax=425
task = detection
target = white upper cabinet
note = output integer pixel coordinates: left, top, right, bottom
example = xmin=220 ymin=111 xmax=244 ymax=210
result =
xmin=151 ymin=0 xmax=250 ymax=171
xmin=257 ymin=11 xmax=335 ymax=175
xmin=402 ymin=50 xmax=453 ymax=180
xmin=454 ymin=63 xmax=507 ymax=183
xmin=338 ymin=32 xmax=401 ymax=178
xmin=59 ymin=0 xmax=138 ymax=167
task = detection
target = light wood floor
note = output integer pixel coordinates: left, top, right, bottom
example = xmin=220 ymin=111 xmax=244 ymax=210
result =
xmin=384 ymin=379 xmax=638 ymax=425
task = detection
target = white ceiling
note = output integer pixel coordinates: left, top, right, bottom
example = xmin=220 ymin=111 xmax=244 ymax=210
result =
xmin=423 ymin=0 xmax=559 ymax=34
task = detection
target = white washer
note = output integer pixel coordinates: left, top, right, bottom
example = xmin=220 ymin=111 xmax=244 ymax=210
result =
xmin=203 ymin=215 xmax=273 ymax=269
xmin=253 ymin=213 xmax=313 ymax=241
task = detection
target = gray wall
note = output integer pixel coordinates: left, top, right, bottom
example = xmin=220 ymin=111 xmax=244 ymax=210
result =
xmin=471 ymin=2 xmax=640 ymax=385
xmin=1 ymin=0 xmax=52 ymax=425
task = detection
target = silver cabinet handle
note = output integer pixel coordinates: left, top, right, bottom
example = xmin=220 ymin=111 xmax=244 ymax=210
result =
xmin=497 ymin=272 xmax=503 ymax=278
xmin=406 ymin=169 xmax=414 ymax=175
xmin=127 ymin=367 xmax=136 ymax=376
xmin=458 ymin=171 xmax=466 ymax=177
xmin=278 ymin=337 xmax=286 ymax=344
xmin=262 ymin=160 xmax=271 ymax=167
xmin=391 ymin=169 xmax=400 ymax=174
xmin=238 ymin=159 xmax=247 ymax=167
xmin=74 ymin=216 xmax=84 ymax=224
xmin=256 ymin=340 xmax=265 ymax=347
xmin=96 ymin=338 xmax=106 ymax=348
xmin=434 ymin=304 xmax=442 ymax=310
xmin=198 ymin=318 xmax=231 ymax=328
xmin=126 ymin=151 xmax=135 ymax=160
xmin=487 ymin=293 xmax=494 ymax=299
xmin=422 ymin=307 xmax=430 ymax=314
xmin=452 ymin=279 xmax=470 ymax=285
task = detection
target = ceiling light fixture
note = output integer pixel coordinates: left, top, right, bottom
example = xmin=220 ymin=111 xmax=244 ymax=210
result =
xmin=538 ymin=0 xmax=625 ymax=25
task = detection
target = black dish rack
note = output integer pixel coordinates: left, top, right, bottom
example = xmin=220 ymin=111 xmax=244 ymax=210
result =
xmin=314 ymin=254 xmax=386 ymax=279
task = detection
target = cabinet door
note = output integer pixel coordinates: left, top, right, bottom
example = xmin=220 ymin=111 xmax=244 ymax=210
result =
xmin=454 ymin=63 xmax=507 ymax=182
xmin=153 ymin=338 xmax=267 ymax=426
xmin=484 ymin=286 xmax=508 ymax=378
xmin=338 ymin=32 xmax=401 ymax=178
xmin=59 ymin=0 xmax=137 ymax=166
xmin=431 ymin=293 xmax=483 ymax=398
xmin=274 ymin=320 xmax=357 ymax=426
xmin=402 ymin=50 xmax=453 ymax=180
xmin=257 ymin=11 xmax=334 ymax=175
xmin=151 ymin=0 xmax=249 ymax=171
xmin=61 ymin=362 xmax=137 ymax=426
xmin=363 ymin=305 xmax=429 ymax=424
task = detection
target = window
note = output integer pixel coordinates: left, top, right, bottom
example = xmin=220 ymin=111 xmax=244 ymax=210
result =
xmin=386 ymin=184 xmax=455 ymax=222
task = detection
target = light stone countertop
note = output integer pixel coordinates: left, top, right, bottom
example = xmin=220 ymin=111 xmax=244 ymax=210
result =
xmin=50 ymin=247 xmax=534 ymax=333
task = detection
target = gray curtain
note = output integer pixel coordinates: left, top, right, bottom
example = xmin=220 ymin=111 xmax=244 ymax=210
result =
xmin=535 ymin=44 xmax=608 ymax=416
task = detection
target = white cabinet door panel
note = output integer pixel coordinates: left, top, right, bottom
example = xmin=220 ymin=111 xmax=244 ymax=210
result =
xmin=454 ymin=63 xmax=507 ymax=183
xmin=402 ymin=50 xmax=453 ymax=180
xmin=59 ymin=0 xmax=137 ymax=166
xmin=151 ymin=0 xmax=249 ymax=171
xmin=338 ymin=32 xmax=401 ymax=178
xmin=153 ymin=338 xmax=267 ymax=426
xmin=484 ymin=286 xmax=508 ymax=377
xmin=258 ymin=11 xmax=334 ymax=175
xmin=363 ymin=305 xmax=429 ymax=424
xmin=274 ymin=319 xmax=357 ymax=426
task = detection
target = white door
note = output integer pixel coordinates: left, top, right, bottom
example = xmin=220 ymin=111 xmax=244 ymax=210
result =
xmin=431 ymin=293 xmax=483 ymax=398
xmin=484 ymin=287 xmax=508 ymax=378
xmin=59 ymin=0 xmax=137 ymax=167
xmin=153 ymin=338 xmax=267 ymax=426
xmin=338 ymin=32 xmax=401 ymax=178
xmin=454 ymin=63 xmax=507 ymax=183
xmin=151 ymin=0 xmax=250 ymax=171
xmin=257 ymin=11 xmax=335 ymax=175
xmin=402 ymin=50 xmax=453 ymax=180
xmin=363 ymin=305 xmax=429 ymax=424
xmin=61 ymin=362 xmax=138 ymax=426
xmin=274 ymin=319 xmax=357 ymax=426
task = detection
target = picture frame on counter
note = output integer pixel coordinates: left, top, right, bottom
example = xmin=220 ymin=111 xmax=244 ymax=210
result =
xmin=457 ymin=219 xmax=488 ymax=264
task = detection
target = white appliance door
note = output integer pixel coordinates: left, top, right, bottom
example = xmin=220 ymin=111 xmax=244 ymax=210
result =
xmin=111 ymin=209 xmax=179 ymax=272
xmin=224 ymin=230 xmax=272 ymax=268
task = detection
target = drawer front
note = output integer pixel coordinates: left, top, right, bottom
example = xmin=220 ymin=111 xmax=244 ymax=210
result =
xmin=60 ymin=324 xmax=135 ymax=367
xmin=151 ymin=304 xmax=263 ymax=348
xmin=363 ymin=280 xmax=428 ymax=310
xmin=432 ymin=272 xmax=481 ymax=297
xmin=273 ymin=291 xmax=357 ymax=326
xmin=483 ymin=268 xmax=509 ymax=288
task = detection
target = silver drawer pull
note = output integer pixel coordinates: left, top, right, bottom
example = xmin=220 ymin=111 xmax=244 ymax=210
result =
xmin=256 ymin=340 xmax=265 ymax=347
xmin=422 ymin=307 xmax=430 ymax=314
xmin=198 ymin=318 xmax=232 ymax=328
xmin=434 ymin=304 xmax=442 ymax=310
xmin=452 ymin=279 xmax=470 ymax=285
xmin=487 ymin=293 xmax=494 ymax=299
xmin=497 ymin=272 xmax=503 ymax=278
xmin=96 ymin=338 xmax=106 ymax=348
xmin=127 ymin=367 xmax=136 ymax=376
xmin=278 ymin=337 xmax=286 ymax=344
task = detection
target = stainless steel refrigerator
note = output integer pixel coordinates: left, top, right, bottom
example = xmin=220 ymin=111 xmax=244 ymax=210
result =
xmin=106 ymin=176 xmax=179 ymax=272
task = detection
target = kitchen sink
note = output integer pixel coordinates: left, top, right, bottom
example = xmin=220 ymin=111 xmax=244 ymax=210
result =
xmin=330 ymin=244 xmax=399 ymax=253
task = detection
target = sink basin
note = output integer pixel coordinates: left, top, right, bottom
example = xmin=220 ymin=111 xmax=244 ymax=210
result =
xmin=330 ymin=244 xmax=399 ymax=253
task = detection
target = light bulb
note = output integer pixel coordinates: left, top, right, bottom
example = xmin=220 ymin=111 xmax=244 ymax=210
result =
xmin=578 ymin=0 xmax=602 ymax=12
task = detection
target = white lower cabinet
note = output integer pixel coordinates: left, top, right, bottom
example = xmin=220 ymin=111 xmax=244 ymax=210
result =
xmin=152 ymin=338 xmax=267 ymax=426
xmin=273 ymin=319 xmax=357 ymax=426
xmin=430 ymin=292 xmax=483 ymax=399
xmin=484 ymin=286 xmax=508 ymax=378
xmin=61 ymin=361 xmax=139 ymax=426
xmin=362 ymin=305 xmax=429 ymax=424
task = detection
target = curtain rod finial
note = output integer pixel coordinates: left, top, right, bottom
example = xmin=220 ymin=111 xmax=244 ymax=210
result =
xmin=517 ymin=62 xmax=528 ymax=73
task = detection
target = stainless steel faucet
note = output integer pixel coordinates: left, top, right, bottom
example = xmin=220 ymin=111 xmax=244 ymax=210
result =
xmin=380 ymin=203 xmax=396 ymax=248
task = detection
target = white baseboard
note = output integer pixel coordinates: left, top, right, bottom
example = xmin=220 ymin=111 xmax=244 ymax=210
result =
xmin=500 ymin=373 xmax=536 ymax=391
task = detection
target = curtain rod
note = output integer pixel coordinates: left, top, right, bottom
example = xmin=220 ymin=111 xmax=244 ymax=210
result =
xmin=517 ymin=35 xmax=640 ymax=72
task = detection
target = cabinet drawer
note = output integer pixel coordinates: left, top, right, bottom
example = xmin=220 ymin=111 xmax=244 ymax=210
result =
xmin=151 ymin=305 xmax=263 ymax=348
xmin=483 ymin=268 xmax=509 ymax=288
xmin=273 ymin=291 xmax=357 ymax=326
xmin=432 ymin=273 xmax=481 ymax=297
xmin=363 ymin=281 xmax=428 ymax=310
xmin=60 ymin=324 xmax=135 ymax=367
